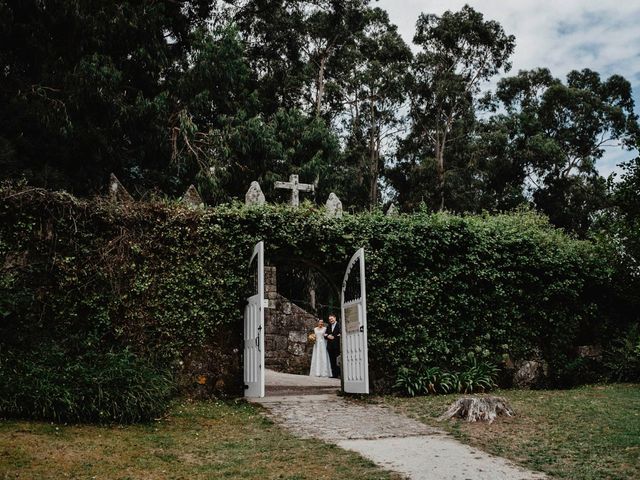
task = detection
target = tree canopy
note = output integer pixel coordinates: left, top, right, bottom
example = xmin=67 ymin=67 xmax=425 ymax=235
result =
xmin=1 ymin=0 xmax=638 ymax=236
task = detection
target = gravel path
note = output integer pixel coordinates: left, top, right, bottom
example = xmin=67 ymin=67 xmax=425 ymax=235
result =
xmin=253 ymin=370 xmax=547 ymax=480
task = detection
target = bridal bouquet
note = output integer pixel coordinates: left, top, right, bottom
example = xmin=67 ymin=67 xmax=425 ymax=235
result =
xmin=308 ymin=332 xmax=316 ymax=345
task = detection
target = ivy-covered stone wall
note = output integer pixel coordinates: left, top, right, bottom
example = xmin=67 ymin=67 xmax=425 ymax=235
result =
xmin=0 ymin=185 xmax=626 ymax=421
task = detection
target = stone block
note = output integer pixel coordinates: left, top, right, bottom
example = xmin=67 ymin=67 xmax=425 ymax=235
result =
xmin=108 ymin=173 xmax=133 ymax=203
xmin=245 ymin=181 xmax=265 ymax=205
xmin=288 ymin=331 xmax=307 ymax=343
xmin=273 ymin=335 xmax=288 ymax=351
xmin=264 ymin=335 xmax=276 ymax=351
xmin=287 ymin=342 xmax=306 ymax=356
xmin=576 ymin=345 xmax=602 ymax=360
xmin=325 ymin=192 xmax=343 ymax=218
xmin=513 ymin=359 xmax=548 ymax=388
xmin=181 ymin=184 xmax=204 ymax=209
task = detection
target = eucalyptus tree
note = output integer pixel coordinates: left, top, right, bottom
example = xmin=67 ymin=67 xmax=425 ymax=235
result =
xmin=490 ymin=68 xmax=639 ymax=234
xmin=395 ymin=5 xmax=515 ymax=211
xmin=231 ymin=0 xmax=308 ymax=115
xmin=338 ymin=7 xmax=412 ymax=207
xmin=232 ymin=0 xmax=371 ymax=118
xmin=233 ymin=0 xmax=398 ymax=208
xmin=301 ymin=0 xmax=372 ymax=119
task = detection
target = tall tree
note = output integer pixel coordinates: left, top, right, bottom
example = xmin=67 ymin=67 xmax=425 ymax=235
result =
xmin=0 ymin=0 xmax=218 ymax=193
xmin=232 ymin=0 xmax=308 ymax=115
xmin=490 ymin=68 xmax=639 ymax=234
xmin=339 ymin=7 xmax=412 ymax=207
xmin=393 ymin=5 xmax=515 ymax=211
xmin=592 ymin=153 xmax=640 ymax=318
xmin=302 ymin=0 xmax=371 ymax=119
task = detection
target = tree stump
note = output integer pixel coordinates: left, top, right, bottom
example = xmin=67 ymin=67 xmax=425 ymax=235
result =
xmin=438 ymin=396 xmax=514 ymax=424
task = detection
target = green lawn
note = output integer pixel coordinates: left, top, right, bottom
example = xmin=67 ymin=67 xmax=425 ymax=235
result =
xmin=0 ymin=399 xmax=399 ymax=480
xmin=381 ymin=383 xmax=640 ymax=480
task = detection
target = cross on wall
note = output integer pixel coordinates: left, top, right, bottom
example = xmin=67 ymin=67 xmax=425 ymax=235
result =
xmin=274 ymin=174 xmax=314 ymax=207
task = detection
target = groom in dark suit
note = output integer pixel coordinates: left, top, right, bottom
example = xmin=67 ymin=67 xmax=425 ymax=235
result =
xmin=324 ymin=314 xmax=341 ymax=378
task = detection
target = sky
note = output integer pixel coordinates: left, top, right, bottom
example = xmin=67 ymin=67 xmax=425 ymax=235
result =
xmin=376 ymin=0 xmax=640 ymax=177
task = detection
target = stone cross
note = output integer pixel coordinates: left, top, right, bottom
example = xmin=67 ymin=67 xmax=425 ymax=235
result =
xmin=274 ymin=174 xmax=314 ymax=207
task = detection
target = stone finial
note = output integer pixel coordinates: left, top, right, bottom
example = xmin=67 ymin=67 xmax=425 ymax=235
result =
xmin=181 ymin=184 xmax=204 ymax=209
xmin=245 ymin=181 xmax=266 ymax=205
xmin=386 ymin=203 xmax=398 ymax=216
xmin=325 ymin=192 xmax=343 ymax=218
xmin=109 ymin=173 xmax=133 ymax=203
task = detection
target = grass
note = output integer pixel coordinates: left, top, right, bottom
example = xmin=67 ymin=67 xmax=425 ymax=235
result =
xmin=0 ymin=399 xmax=399 ymax=480
xmin=380 ymin=383 xmax=640 ymax=480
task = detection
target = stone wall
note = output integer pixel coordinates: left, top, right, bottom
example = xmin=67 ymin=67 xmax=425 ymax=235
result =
xmin=264 ymin=266 xmax=320 ymax=374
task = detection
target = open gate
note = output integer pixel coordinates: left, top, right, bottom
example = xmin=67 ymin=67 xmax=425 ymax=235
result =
xmin=340 ymin=248 xmax=370 ymax=394
xmin=244 ymin=241 xmax=265 ymax=398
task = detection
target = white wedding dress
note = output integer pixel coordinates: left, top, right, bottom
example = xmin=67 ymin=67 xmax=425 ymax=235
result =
xmin=309 ymin=326 xmax=332 ymax=377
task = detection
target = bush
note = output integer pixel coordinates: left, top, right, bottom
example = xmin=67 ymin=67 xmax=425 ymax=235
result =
xmin=603 ymin=324 xmax=640 ymax=382
xmin=0 ymin=344 xmax=174 ymax=423
xmin=0 ymin=184 xmax=625 ymax=411
xmin=393 ymin=360 xmax=498 ymax=397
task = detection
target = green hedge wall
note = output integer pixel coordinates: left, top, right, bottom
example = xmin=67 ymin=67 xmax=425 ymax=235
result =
xmin=0 ymin=185 xmax=623 ymax=420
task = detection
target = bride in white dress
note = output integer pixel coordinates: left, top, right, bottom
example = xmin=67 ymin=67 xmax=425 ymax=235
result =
xmin=309 ymin=320 xmax=332 ymax=377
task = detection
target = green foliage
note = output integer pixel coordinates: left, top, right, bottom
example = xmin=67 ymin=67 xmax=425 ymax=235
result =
xmin=391 ymin=5 xmax=516 ymax=212
xmin=0 ymin=185 xmax=625 ymax=419
xmin=393 ymin=360 xmax=498 ymax=397
xmin=1 ymin=0 xmax=637 ymax=233
xmin=0 ymin=0 xmax=217 ymax=193
xmin=486 ymin=68 xmax=639 ymax=235
xmin=456 ymin=360 xmax=499 ymax=393
xmin=395 ymin=366 xmax=449 ymax=396
xmin=0 ymin=344 xmax=174 ymax=423
xmin=604 ymin=324 xmax=640 ymax=382
xmin=364 ymin=210 xmax=615 ymax=390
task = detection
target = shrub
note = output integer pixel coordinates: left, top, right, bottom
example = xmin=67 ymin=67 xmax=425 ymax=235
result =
xmin=455 ymin=359 xmax=499 ymax=393
xmin=0 ymin=344 xmax=174 ymax=423
xmin=603 ymin=324 xmax=640 ymax=382
xmin=0 ymin=184 xmax=625 ymax=410
xmin=393 ymin=360 xmax=498 ymax=397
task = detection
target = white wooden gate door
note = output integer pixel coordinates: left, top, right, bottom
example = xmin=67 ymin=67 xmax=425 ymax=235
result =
xmin=244 ymin=241 xmax=265 ymax=398
xmin=341 ymin=247 xmax=370 ymax=394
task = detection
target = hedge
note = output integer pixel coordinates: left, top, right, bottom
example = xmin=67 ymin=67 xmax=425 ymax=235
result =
xmin=0 ymin=185 xmax=626 ymax=421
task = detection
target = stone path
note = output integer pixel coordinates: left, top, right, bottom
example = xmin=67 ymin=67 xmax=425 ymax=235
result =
xmin=265 ymin=368 xmax=340 ymax=396
xmin=253 ymin=370 xmax=547 ymax=480
xmin=256 ymin=394 xmax=435 ymax=441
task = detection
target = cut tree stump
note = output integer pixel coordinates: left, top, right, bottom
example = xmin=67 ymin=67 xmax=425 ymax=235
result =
xmin=438 ymin=396 xmax=514 ymax=424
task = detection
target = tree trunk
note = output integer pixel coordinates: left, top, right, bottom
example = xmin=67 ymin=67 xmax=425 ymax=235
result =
xmin=438 ymin=396 xmax=514 ymax=424
xmin=368 ymin=103 xmax=379 ymax=207
xmin=315 ymin=55 xmax=327 ymax=117
xmin=436 ymin=143 xmax=445 ymax=211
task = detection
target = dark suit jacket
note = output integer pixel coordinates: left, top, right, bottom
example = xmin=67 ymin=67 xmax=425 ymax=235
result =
xmin=325 ymin=321 xmax=341 ymax=353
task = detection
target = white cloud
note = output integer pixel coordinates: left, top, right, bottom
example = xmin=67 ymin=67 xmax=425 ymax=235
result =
xmin=376 ymin=0 xmax=640 ymax=173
